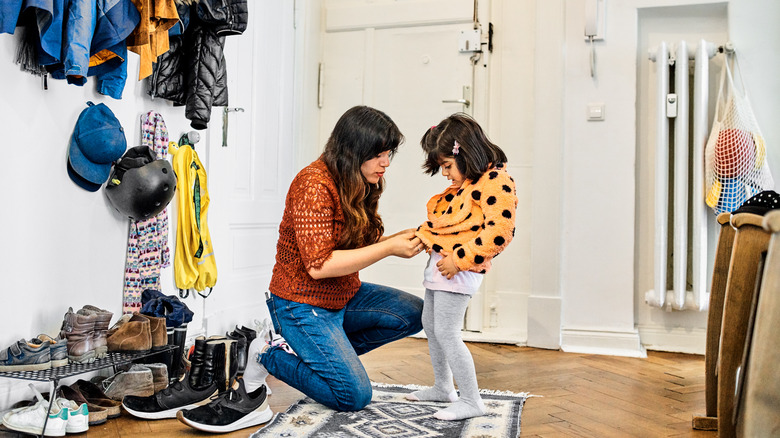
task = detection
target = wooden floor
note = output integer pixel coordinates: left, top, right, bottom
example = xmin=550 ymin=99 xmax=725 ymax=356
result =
xmin=1 ymin=337 xmax=717 ymax=437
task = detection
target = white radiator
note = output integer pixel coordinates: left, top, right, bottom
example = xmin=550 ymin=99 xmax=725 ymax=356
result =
xmin=645 ymin=40 xmax=720 ymax=311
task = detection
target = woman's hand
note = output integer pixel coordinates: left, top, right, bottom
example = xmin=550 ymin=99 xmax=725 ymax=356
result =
xmin=385 ymin=230 xmax=425 ymax=258
xmin=436 ymin=253 xmax=459 ymax=279
xmin=308 ymin=230 xmax=425 ymax=279
xmin=379 ymin=228 xmax=418 ymax=242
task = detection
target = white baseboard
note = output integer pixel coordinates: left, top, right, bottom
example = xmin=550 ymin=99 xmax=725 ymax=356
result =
xmin=637 ymin=325 xmax=706 ymax=355
xmin=560 ymin=328 xmax=647 ymax=358
xmin=527 ymin=295 xmax=561 ymax=349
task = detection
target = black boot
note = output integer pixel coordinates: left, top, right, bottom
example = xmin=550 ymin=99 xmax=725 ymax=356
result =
xmin=188 ymin=337 xmax=209 ymax=390
xmin=203 ymin=338 xmax=238 ymax=393
xmin=225 ymin=331 xmax=247 ymax=375
xmin=227 ymin=325 xmax=255 ymax=375
xmin=170 ymin=324 xmax=187 ymax=381
xmin=234 ymin=326 xmax=257 ymax=347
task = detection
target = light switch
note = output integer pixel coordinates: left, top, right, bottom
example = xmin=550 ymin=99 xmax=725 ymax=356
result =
xmin=587 ymin=103 xmax=605 ymax=121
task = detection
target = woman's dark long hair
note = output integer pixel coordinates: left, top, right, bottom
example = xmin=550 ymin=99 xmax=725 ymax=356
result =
xmin=321 ymin=106 xmax=404 ymax=250
xmin=421 ymin=113 xmax=507 ymax=181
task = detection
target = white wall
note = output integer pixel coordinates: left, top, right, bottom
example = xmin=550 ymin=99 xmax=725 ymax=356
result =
xmin=0 ymin=2 xmax=319 ymax=410
xmin=0 ymin=34 xmax=199 ymax=405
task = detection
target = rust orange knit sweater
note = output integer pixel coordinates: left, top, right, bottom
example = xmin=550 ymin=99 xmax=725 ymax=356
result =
xmin=269 ymin=160 xmax=360 ymax=309
xmin=415 ymin=164 xmax=517 ymax=274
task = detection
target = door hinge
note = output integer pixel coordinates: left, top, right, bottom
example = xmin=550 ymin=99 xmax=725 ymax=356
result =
xmin=488 ymin=22 xmax=493 ymax=52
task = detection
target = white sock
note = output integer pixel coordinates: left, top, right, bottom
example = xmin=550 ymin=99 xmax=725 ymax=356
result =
xmin=242 ymin=338 xmax=271 ymax=394
xmin=433 ymin=398 xmax=486 ymax=421
xmin=405 ymin=387 xmax=458 ymax=402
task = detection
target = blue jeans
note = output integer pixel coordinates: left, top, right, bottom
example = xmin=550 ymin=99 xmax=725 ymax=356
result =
xmin=262 ymin=282 xmax=423 ymax=411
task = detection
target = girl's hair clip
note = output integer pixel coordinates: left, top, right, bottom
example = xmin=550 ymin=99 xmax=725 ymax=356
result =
xmin=452 ymin=141 xmax=460 ymax=156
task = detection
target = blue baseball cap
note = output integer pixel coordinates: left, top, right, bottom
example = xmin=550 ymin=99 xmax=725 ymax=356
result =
xmin=67 ymin=101 xmax=127 ymax=192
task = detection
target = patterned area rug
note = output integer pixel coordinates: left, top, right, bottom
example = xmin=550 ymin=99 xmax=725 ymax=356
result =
xmin=250 ymin=382 xmax=530 ymax=438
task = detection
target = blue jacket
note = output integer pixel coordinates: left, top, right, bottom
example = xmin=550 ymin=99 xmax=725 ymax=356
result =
xmin=5 ymin=0 xmax=65 ymax=66
xmin=46 ymin=0 xmax=139 ymax=98
xmin=0 ymin=0 xmax=24 ymax=34
xmin=91 ymin=0 xmax=140 ymax=98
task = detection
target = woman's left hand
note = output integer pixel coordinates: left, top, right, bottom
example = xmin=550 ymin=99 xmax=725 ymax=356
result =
xmin=436 ymin=253 xmax=459 ymax=279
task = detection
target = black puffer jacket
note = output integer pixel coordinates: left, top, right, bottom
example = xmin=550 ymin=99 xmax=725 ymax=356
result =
xmin=148 ymin=35 xmax=186 ymax=105
xmin=148 ymin=0 xmax=246 ymax=130
xmin=196 ymin=0 xmax=248 ymax=35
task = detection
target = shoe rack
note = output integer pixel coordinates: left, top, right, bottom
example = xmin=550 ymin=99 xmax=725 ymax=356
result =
xmin=0 ymin=346 xmax=175 ymax=437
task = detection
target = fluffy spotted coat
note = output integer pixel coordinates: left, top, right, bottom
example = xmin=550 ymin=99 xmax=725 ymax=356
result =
xmin=416 ymin=164 xmax=518 ymax=273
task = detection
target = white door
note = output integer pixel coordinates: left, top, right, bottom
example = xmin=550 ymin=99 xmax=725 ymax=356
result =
xmin=319 ymin=0 xmax=489 ymax=333
xmin=203 ymin=1 xmax=297 ymax=335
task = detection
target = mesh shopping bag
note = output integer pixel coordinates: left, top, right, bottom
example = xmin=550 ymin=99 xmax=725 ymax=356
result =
xmin=704 ymin=54 xmax=774 ymax=215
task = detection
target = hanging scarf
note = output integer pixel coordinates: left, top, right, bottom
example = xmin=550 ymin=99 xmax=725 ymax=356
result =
xmin=122 ymin=111 xmax=171 ymax=314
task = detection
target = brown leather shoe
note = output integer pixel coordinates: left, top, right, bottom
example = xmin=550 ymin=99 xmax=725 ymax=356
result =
xmin=58 ymin=385 xmax=108 ymax=426
xmin=80 ymin=305 xmax=113 ymax=359
xmin=107 ymin=314 xmax=151 ymax=353
xmin=138 ymin=314 xmax=168 ymax=351
xmin=59 ymin=307 xmax=97 ymax=363
xmin=71 ymin=379 xmax=122 ymax=419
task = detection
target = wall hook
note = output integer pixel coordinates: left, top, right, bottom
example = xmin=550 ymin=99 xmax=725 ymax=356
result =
xmin=222 ymin=107 xmax=245 ymax=147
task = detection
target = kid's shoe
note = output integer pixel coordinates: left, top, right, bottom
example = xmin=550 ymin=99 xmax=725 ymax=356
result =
xmin=0 ymin=339 xmax=51 ymax=372
xmin=177 ymin=378 xmax=272 ymax=433
xmin=59 ymin=307 xmax=98 ymax=364
xmin=33 ymin=334 xmax=68 ymax=368
xmin=79 ymin=305 xmax=114 ymax=359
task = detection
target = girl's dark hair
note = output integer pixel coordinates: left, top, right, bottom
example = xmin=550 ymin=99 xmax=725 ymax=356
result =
xmin=421 ymin=113 xmax=507 ymax=181
xmin=321 ymin=106 xmax=404 ymax=250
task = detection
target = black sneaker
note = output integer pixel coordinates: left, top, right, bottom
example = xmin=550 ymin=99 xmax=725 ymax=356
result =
xmin=177 ymin=378 xmax=272 ymax=433
xmin=122 ymin=377 xmax=218 ymax=420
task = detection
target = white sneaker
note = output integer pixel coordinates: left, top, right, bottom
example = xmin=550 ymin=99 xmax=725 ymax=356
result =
xmin=57 ymin=398 xmax=89 ymax=433
xmin=3 ymin=399 xmax=67 ymax=437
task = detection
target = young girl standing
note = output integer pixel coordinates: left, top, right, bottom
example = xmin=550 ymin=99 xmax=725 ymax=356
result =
xmin=407 ymin=113 xmax=517 ymax=421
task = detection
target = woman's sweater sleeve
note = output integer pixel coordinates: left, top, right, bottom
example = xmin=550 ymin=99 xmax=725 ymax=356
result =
xmin=452 ymin=170 xmax=518 ymax=272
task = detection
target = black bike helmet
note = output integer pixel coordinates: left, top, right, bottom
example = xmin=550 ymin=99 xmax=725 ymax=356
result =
xmin=105 ymin=146 xmax=177 ymax=220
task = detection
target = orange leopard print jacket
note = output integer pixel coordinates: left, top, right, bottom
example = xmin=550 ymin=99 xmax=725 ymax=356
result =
xmin=415 ymin=164 xmax=518 ymax=274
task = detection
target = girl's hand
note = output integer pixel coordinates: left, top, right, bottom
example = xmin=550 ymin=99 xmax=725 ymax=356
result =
xmin=436 ymin=253 xmax=459 ymax=279
xmin=387 ymin=232 xmax=425 ymax=258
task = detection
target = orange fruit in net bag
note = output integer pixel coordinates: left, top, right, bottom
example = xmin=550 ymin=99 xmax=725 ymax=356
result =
xmin=714 ymin=128 xmax=756 ymax=178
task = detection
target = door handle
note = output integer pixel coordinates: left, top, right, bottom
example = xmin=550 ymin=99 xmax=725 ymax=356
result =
xmin=222 ymin=107 xmax=245 ymax=147
xmin=442 ymin=85 xmax=473 ymax=114
xmin=442 ymin=98 xmax=471 ymax=107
